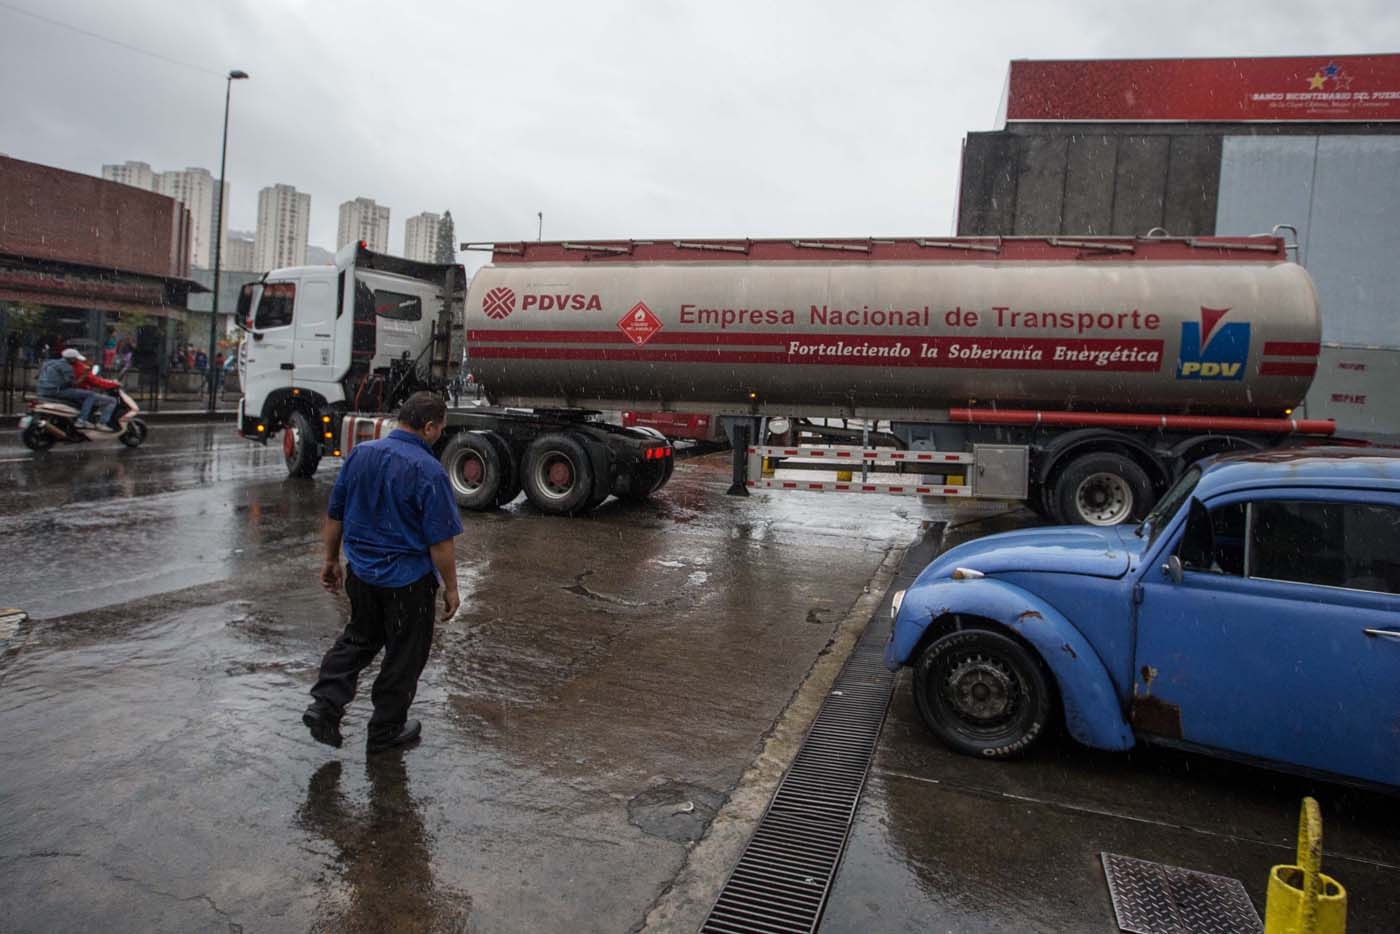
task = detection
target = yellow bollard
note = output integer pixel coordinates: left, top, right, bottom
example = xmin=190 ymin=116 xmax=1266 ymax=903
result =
xmin=1264 ymin=797 xmax=1347 ymax=934
xmin=761 ymin=458 xmax=775 ymax=477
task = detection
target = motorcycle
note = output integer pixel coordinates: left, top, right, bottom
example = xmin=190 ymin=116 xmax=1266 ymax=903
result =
xmin=18 ymin=373 xmax=148 ymax=451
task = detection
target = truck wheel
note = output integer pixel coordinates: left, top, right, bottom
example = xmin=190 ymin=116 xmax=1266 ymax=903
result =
xmin=284 ymin=411 xmax=322 ymax=478
xmin=441 ymin=432 xmax=506 ymax=510
xmin=484 ymin=433 xmax=522 ymax=506
xmin=1054 ymin=452 xmax=1150 ymax=526
xmin=912 ymin=627 xmax=1053 ymax=760
xmin=522 ymin=433 xmax=595 ymax=516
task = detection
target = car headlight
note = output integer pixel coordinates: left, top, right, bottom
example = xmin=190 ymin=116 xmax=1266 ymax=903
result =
xmin=890 ymin=589 xmax=906 ymax=620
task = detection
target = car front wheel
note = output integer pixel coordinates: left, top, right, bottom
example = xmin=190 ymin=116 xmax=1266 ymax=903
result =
xmin=911 ymin=627 xmax=1054 ymax=759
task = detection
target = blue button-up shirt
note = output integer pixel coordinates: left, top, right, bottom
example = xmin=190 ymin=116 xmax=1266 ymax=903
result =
xmin=328 ymin=429 xmax=464 ymax=588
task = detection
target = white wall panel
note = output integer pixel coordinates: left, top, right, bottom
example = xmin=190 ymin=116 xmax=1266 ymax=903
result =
xmin=1218 ymin=135 xmax=1400 ymax=348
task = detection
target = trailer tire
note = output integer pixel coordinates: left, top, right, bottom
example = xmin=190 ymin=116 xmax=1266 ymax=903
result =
xmin=1054 ymin=452 xmax=1151 ymax=526
xmin=485 ymin=433 xmax=522 ymax=506
xmin=522 ymin=433 xmax=596 ymax=516
xmin=442 ymin=432 xmax=507 ymax=510
xmin=284 ymin=411 xmax=322 ymax=479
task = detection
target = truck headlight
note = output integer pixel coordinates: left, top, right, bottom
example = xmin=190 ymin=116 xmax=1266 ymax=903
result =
xmin=890 ymin=589 xmax=906 ymax=620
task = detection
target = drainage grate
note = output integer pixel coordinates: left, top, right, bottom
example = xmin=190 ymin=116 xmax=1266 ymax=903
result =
xmin=1102 ymin=853 xmax=1262 ymax=934
xmin=701 ymin=644 xmax=895 ymax=933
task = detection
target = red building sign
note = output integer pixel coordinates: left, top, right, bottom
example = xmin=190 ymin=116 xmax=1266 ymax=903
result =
xmin=1005 ymin=55 xmax=1400 ymax=123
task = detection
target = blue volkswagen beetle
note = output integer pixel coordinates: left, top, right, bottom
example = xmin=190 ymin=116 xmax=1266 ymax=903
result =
xmin=884 ymin=448 xmax=1400 ymax=787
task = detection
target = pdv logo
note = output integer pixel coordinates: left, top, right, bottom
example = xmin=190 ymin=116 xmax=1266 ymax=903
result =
xmin=1177 ymin=307 xmax=1249 ymax=381
xmin=483 ymin=287 xmax=516 ymax=320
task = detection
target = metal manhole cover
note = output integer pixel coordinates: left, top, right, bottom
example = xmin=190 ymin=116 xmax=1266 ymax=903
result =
xmin=1101 ymin=853 xmax=1262 ymax=934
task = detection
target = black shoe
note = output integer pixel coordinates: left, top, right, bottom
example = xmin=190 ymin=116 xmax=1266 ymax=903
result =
xmin=366 ymin=719 xmax=421 ymax=754
xmin=302 ymin=703 xmax=343 ymax=748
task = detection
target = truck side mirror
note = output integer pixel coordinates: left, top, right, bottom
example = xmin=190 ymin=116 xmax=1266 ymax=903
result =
xmin=1163 ymin=554 xmax=1184 ymax=584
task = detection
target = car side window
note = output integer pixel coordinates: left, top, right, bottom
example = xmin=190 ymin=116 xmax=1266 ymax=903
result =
xmin=1178 ymin=500 xmax=1246 ymax=576
xmin=1250 ymin=500 xmax=1400 ymax=594
xmin=254 ymin=282 xmax=296 ymax=330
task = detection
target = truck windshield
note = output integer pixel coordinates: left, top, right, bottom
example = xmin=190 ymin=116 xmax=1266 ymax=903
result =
xmin=1137 ymin=467 xmax=1201 ymax=545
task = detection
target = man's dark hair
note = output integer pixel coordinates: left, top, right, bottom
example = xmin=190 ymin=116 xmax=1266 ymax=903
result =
xmin=398 ymin=391 xmax=447 ymax=429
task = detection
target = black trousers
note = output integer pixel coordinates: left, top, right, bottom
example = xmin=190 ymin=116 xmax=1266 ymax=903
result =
xmin=311 ymin=569 xmax=437 ymax=744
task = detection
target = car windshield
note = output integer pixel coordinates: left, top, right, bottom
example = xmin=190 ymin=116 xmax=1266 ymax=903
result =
xmin=1137 ymin=467 xmax=1201 ymax=545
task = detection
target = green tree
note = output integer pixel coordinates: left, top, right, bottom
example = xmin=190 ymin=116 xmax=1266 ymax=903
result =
xmin=434 ymin=210 xmax=456 ymax=264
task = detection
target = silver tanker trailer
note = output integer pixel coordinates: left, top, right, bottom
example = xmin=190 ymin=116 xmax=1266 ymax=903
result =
xmin=238 ymin=234 xmax=1334 ymax=523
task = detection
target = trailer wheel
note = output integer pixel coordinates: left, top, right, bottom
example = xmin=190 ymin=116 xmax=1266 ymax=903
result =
xmin=484 ymin=432 xmax=522 ymax=506
xmin=441 ymin=432 xmax=507 ymax=510
xmin=522 ymin=433 xmax=595 ymax=516
xmin=1054 ymin=452 xmax=1151 ymax=526
xmin=912 ymin=627 xmax=1054 ymax=760
xmin=284 ymin=411 xmax=322 ymax=478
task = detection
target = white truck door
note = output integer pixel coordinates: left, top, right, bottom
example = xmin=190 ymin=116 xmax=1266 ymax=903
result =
xmin=244 ymin=280 xmax=297 ymax=416
xmin=292 ymin=276 xmax=338 ymax=389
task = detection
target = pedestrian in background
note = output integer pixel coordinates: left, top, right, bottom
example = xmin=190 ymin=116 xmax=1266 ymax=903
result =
xmin=303 ymin=391 xmax=463 ymax=754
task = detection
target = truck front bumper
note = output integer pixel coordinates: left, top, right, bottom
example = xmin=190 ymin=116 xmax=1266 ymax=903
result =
xmin=238 ymin=399 xmax=268 ymax=444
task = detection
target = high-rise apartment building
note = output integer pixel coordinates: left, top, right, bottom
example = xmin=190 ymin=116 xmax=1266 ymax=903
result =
xmin=224 ymin=230 xmax=256 ymax=272
xmin=337 ymin=197 xmax=390 ymax=252
xmin=254 ymin=184 xmax=311 ymax=271
xmin=101 ymin=160 xmax=157 ymax=191
xmin=155 ymin=168 xmax=225 ymax=269
xmin=403 ymin=212 xmax=442 ymax=262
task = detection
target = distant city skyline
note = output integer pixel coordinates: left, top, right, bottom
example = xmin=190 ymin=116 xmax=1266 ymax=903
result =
xmin=100 ymin=159 xmax=448 ymax=270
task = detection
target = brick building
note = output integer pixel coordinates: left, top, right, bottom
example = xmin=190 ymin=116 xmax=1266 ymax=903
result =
xmin=0 ymin=155 xmax=204 ymax=402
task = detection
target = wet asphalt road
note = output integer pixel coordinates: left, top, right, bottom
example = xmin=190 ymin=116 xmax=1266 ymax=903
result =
xmin=0 ymin=424 xmax=918 ymax=933
xmin=5 ymin=426 xmax=1399 ymax=933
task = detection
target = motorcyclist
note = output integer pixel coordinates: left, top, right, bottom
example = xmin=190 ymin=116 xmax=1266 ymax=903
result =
xmin=73 ymin=356 xmax=123 ymax=429
xmin=34 ymin=349 xmax=117 ymax=430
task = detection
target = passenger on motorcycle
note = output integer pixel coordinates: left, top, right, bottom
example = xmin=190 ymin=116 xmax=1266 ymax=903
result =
xmin=35 ymin=349 xmax=117 ymax=430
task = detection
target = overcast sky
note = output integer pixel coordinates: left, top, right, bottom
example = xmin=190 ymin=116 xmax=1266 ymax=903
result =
xmin=3 ymin=0 xmax=1397 ymax=271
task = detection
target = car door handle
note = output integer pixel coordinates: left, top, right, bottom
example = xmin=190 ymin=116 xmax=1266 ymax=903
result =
xmin=280 ymin=363 xmax=295 ymax=371
xmin=1363 ymin=628 xmax=1400 ymax=641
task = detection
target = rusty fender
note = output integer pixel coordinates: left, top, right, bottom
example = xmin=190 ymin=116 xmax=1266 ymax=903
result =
xmin=889 ymin=578 xmax=1134 ymax=751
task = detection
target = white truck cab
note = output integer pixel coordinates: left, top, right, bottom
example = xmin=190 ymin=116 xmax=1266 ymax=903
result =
xmin=236 ymin=242 xmax=463 ymax=473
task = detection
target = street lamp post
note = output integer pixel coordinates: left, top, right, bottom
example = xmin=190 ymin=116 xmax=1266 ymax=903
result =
xmin=208 ymin=69 xmax=249 ymax=413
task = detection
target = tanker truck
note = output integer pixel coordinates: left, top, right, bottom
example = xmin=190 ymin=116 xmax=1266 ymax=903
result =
xmin=237 ymin=233 xmax=1334 ymax=523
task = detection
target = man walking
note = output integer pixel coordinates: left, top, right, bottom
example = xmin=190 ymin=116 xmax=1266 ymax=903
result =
xmin=303 ymin=392 xmax=463 ymax=754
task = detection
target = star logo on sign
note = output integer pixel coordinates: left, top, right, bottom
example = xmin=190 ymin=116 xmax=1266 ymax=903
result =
xmin=1308 ymin=72 xmax=1327 ymax=90
xmin=1324 ymin=61 xmax=1341 ymax=78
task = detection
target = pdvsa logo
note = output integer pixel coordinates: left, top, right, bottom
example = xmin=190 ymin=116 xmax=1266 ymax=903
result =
xmin=522 ymin=293 xmax=603 ymax=312
xmin=1177 ymin=307 xmax=1249 ymax=381
xmin=483 ymin=287 xmax=516 ymax=320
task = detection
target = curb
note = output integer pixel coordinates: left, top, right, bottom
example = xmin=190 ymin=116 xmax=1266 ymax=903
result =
xmin=0 ymin=410 xmax=236 ymax=428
